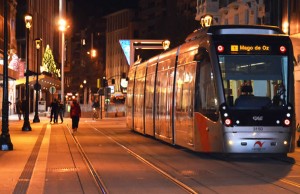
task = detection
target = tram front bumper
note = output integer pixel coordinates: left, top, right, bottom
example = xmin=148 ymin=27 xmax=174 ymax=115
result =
xmin=223 ymin=132 xmax=291 ymax=154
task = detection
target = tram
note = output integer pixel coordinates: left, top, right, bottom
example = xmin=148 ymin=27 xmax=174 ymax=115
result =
xmin=126 ymin=25 xmax=295 ymax=154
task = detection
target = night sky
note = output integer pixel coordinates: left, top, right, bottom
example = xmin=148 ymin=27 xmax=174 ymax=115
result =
xmin=72 ymin=0 xmax=138 ymax=31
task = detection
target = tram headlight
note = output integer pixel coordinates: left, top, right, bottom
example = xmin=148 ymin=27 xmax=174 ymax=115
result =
xmin=283 ymin=119 xmax=291 ymax=127
xmin=225 ymin=118 xmax=232 ymax=126
xmin=279 ymin=46 xmax=287 ymax=53
xmin=276 ymin=120 xmax=280 ymax=124
xmin=220 ymin=103 xmax=233 ymax=127
xmin=217 ymin=45 xmax=224 ymax=53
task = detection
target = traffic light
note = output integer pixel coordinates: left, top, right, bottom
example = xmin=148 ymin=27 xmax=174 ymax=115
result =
xmin=101 ymin=77 xmax=108 ymax=87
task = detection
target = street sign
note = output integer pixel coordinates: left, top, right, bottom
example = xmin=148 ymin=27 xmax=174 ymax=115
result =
xmin=49 ymin=86 xmax=56 ymax=94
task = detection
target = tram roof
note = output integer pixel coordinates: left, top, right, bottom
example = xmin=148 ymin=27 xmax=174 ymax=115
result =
xmin=185 ymin=25 xmax=284 ymax=42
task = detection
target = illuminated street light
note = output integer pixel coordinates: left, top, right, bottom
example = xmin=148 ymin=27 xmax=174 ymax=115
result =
xmin=22 ymin=13 xmax=33 ymax=131
xmin=58 ymin=18 xmax=67 ymax=105
xmin=33 ymin=38 xmax=42 ymax=123
xmin=162 ymin=40 xmax=170 ymax=50
xmin=200 ymin=14 xmax=213 ymax=27
xmin=282 ymin=21 xmax=289 ymax=34
xmin=0 ymin=0 xmax=13 ymax=150
xmin=91 ymin=49 xmax=97 ymax=58
xmin=83 ymin=80 xmax=87 ymax=105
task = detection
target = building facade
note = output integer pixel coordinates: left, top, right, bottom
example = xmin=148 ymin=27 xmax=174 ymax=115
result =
xmin=0 ymin=0 xmax=19 ymax=115
xmin=105 ymin=9 xmax=136 ymax=93
xmin=0 ymin=0 xmax=70 ymax=114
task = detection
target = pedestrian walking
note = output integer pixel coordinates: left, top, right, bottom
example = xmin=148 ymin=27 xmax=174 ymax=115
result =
xmin=50 ymin=99 xmax=59 ymax=124
xmin=16 ymin=98 xmax=22 ymax=120
xmin=58 ymin=99 xmax=64 ymax=123
xmin=70 ymin=99 xmax=81 ymax=133
xmin=92 ymin=98 xmax=100 ymax=119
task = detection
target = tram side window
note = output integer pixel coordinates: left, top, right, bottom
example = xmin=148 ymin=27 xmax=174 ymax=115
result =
xmin=175 ymin=63 xmax=195 ymax=118
xmin=196 ymin=53 xmax=218 ymax=121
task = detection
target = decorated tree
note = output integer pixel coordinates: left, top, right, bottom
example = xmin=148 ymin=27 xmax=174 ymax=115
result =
xmin=42 ymin=44 xmax=60 ymax=78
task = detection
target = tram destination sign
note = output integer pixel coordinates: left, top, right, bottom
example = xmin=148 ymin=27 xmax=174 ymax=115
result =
xmin=230 ymin=44 xmax=271 ymax=54
xmin=216 ymin=43 xmax=276 ymax=55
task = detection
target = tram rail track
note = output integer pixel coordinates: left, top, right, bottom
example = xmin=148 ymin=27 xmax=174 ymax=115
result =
xmin=66 ymin=124 xmax=108 ymax=194
xmin=65 ymin=119 xmax=300 ymax=194
xmin=67 ymin=121 xmax=200 ymax=193
xmin=95 ymin=122 xmax=300 ymax=193
xmin=91 ymin=125 xmax=199 ymax=194
xmin=209 ymin=153 xmax=300 ymax=192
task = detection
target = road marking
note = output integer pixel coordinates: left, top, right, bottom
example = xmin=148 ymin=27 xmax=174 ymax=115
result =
xmin=27 ymin=124 xmax=51 ymax=194
xmin=280 ymin=178 xmax=300 ymax=188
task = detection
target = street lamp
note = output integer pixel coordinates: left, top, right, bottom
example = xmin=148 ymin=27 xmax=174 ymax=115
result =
xmin=83 ymin=80 xmax=87 ymax=105
xmin=58 ymin=19 xmax=67 ymax=105
xmin=22 ymin=13 xmax=32 ymax=131
xmin=0 ymin=0 xmax=13 ymax=150
xmin=33 ymin=38 xmax=42 ymax=123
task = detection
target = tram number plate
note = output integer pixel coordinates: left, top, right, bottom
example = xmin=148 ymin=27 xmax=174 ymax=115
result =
xmin=253 ymin=127 xmax=263 ymax=131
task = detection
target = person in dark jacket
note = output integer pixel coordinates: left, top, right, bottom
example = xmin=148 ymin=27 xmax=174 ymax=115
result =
xmin=16 ymin=99 xmax=23 ymax=120
xmin=50 ymin=99 xmax=59 ymax=124
xmin=70 ymin=99 xmax=81 ymax=133
xmin=58 ymin=99 xmax=64 ymax=123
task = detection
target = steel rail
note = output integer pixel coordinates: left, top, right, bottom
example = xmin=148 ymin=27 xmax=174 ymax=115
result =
xmin=67 ymin=124 xmax=109 ymax=194
xmin=91 ymin=125 xmax=198 ymax=194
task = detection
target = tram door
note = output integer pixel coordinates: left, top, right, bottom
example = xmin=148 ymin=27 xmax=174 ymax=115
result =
xmin=133 ymin=63 xmax=147 ymax=134
xmin=174 ymin=61 xmax=196 ymax=148
xmin=144 ymin=62 xmax=157 ymax=136
xmin=126 ymin=67 xmax=136 ymax=130
xmin=155 ymin=58 xmax=175 ymax=143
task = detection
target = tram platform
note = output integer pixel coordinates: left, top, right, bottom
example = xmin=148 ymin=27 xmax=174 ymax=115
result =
xmin=0 ymin=113 xmax=299 ymax=193
xmin=0 ymin=113 xmax=99 ymax=194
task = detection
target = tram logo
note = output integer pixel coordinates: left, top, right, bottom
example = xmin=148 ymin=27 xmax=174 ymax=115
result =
xmin=254 ymin=141 xmax=265 ymax=148
xmin=253 ymin=116 xmax=263 ymax=121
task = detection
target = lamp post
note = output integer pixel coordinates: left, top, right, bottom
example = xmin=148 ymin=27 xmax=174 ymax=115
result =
xmin=33 ymin=38 xmax=42 ymax=123
xmin=22 ymin=13 xmax=32 ymax=131
xmin=58 ymin=19 xmax=67 ymax=105
xmin=83 ymin=79 xmax=87 ymax=105
xmin=0 ymin=0 xmax=13 ymax=150
xmin=80 ymin=84 xmax=83 ymax=104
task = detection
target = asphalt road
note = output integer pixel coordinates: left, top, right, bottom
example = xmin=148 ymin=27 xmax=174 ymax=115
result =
xmin=1 ymin=115 xmax=300 ymax=194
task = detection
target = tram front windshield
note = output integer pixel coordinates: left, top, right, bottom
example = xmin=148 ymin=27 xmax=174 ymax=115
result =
xmin=218 ymin=55 xmax=288 ymax=109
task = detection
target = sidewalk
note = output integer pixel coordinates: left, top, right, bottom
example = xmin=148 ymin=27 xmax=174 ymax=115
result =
xmin=0 ymin=113 xmax=98 ymax=194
